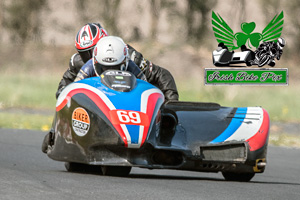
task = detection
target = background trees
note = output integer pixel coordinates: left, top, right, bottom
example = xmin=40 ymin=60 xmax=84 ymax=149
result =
xmin=0 ymin=0 xmax=298 ymax=62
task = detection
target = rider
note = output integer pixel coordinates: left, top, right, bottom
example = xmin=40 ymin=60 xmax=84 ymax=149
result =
xmin=74 ymin=36 xmax=146 ymax=81
xmin=56 ymin=23 xmax=108 ymax=98
xmin=56 ymin=22 xmax=179 ymax=101
xmin=252 ymin=37 xmax=286 ymax=67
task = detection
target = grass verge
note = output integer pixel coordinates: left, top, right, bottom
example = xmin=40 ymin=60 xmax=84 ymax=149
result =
xmin=0 ymin=112 xmax=52 ymax=131
xmin=269 ymin=133 xmax=300 ymax=148
xmin=0 ymin=73 xmax=59 ymax=109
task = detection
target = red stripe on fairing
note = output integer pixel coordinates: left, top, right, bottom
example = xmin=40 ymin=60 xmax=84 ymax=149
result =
xmin=56 ymin=88 xmax=128 ymax=146
xmin=56 ymin=89 xmax=82 ymax=112
xmin=141 ymin=93 xmax=164 ymax=145
xmin=246 ymin=109 xmax=270 ymax=151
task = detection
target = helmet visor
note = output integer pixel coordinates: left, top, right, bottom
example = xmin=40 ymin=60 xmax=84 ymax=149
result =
xmin=79 ymin=49 xmax=93 ymax=63
xmin=94 ymin=59 xmax=127 ymax=76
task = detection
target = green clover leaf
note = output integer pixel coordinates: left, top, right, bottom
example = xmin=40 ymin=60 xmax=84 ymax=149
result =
xmin=249 ymin=33 xmax=262 ymax=48
xmin=241 ymin=22 xmax=256 ymax=34
xmin=234 ymin=22 xmax=262 ymax=48
xmin=234 ymin=32 xmax=248 ymax=47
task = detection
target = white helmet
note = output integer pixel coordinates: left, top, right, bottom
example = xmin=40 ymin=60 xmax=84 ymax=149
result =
xmin=277 ymin=37 xmax=286 ymax=49
xmin=93 ymin=36 xmax=129 ymax=76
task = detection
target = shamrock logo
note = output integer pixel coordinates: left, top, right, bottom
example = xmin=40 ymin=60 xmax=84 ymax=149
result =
xmin=234 ymin=22 xmax=262 ymax=48
xmin=212 ymin=11 xmax=284 ymax=51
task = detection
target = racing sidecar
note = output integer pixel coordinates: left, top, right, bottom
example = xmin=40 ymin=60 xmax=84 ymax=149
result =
xmin=46 ymin=70 xmax=270 ymax=182
xmin=212 ymin=43 xmax=255 ymax=67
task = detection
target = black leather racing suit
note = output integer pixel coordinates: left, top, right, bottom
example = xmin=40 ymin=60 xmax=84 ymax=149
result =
xmin=56 ymin=45 xmax=179 ymax=101
xmin=56 ymin=53 xmax=84 ymax=98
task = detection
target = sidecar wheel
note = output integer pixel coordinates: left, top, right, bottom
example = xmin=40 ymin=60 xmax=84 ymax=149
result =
xmin=101 ymin=166 xmax=131 ymax=177
xmin=65 ymin=162 xmax=102 ymax=174
xmin=222 ymin=172 xmax=255 ymax=182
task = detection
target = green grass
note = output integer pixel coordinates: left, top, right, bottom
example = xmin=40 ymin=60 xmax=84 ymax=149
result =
xmin=269 ymin=133 xmax=300 ymax=148
xmin=0 ymin=73 xmax=58 ymax=131
xmin=0 ymin=73 xmax=59 ymax=109
xmin=0 ymin=112 xmax=52 ymax=131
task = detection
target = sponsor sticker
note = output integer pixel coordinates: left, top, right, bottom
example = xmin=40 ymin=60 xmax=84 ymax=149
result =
xmin=109 ymin=110 xmax=149 ymax=126
xmin=102 ymin=57 xmax=117 ymax=63
xmin=80 ymin=40 xmax=92 ymax=48
xmin=115 ymin=76 xmax=124 ymax=79
xmin=104 ymin=70 xmax=132 ymax=76
xmin=72 ymin=107 xmax=90 ymax=136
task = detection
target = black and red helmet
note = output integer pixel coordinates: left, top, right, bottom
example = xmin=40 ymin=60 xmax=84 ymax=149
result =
xmin=75 ymin=23 xmax=108 ymax=62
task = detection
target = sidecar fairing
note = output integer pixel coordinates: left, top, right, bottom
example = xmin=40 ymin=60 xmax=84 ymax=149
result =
xmin=46 ymin=70 xmax=270 ymax=181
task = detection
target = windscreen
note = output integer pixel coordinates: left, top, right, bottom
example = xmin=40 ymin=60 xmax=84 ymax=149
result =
xmin=100 ymin=70 xmax=137 ymax=92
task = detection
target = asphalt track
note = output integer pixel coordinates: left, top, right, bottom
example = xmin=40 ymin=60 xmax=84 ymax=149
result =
xmin=0 ymin=129 xmax=299 ymax=200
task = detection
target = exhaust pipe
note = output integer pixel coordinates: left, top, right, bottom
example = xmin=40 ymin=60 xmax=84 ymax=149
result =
xmin=256 ymin=161 xmax=266 ymax=169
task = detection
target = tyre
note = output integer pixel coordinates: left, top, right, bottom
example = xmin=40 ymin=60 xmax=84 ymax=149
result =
xmin=246 ymin=61 xmax=252 ymax=66
xmin=101 ymin=166 xmax=131 ymax=177
xmin=65 ymin=162 xmax=102 ymax=174
xmin=222 ymin=172 xmax=255 ymax=182
xmin=258 ymin=54 xmax=270 ymax=67
xmin=41 ymin=133 xmax=50 ymax=153
xmin=42 ymin=131 xmax=55 ymax=153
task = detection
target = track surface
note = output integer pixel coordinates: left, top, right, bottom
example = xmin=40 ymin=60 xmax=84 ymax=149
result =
xmin=0 ymin=129 xmax=299 ymax=200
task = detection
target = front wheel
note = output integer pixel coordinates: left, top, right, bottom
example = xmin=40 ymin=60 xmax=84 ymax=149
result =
xmin=222 ymin=172 xmax=255 ymax=182
xmin=65 ymin=162 xmax=102 ymax=174
xmin=257 ymin=54 xmax=271 ymax=67
xmin=101 ymin=166 xmax=131 ymax=177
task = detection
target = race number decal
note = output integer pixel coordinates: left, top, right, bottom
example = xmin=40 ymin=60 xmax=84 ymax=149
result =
xmin=72 ymin=107 xmax=90 ymax=136
xmin=110 ymin=110 xmax=149 ymax=126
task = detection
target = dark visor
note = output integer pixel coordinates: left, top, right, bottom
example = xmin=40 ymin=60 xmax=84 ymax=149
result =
xmin=79 ymin=49 xmax=93 ymax=63
xmin=94 ymin=62 xmax=124 ymax=76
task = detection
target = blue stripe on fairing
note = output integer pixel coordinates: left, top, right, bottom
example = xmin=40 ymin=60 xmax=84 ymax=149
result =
xmin=126 ymin=125 xmax=139 ymax=144
xmin=78 ymin=76 xmax=157 ymax=144
xmin=210 ymin=107 xmax=247 ymax=143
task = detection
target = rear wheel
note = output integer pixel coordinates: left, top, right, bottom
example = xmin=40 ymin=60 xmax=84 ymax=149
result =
xmin=222 ymin=172 xmax=255 ymax=182
xmin=101 ymin=166 xmax=131 ymax=177
xmin=65 ymin=162 xmax=102 ymax=174
xmin=246 ymin=61 xmax=252 ymax=66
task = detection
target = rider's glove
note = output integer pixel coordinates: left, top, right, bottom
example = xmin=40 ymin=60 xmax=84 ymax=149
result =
xmin=139 ymin=58 xmax=148 ymax=71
